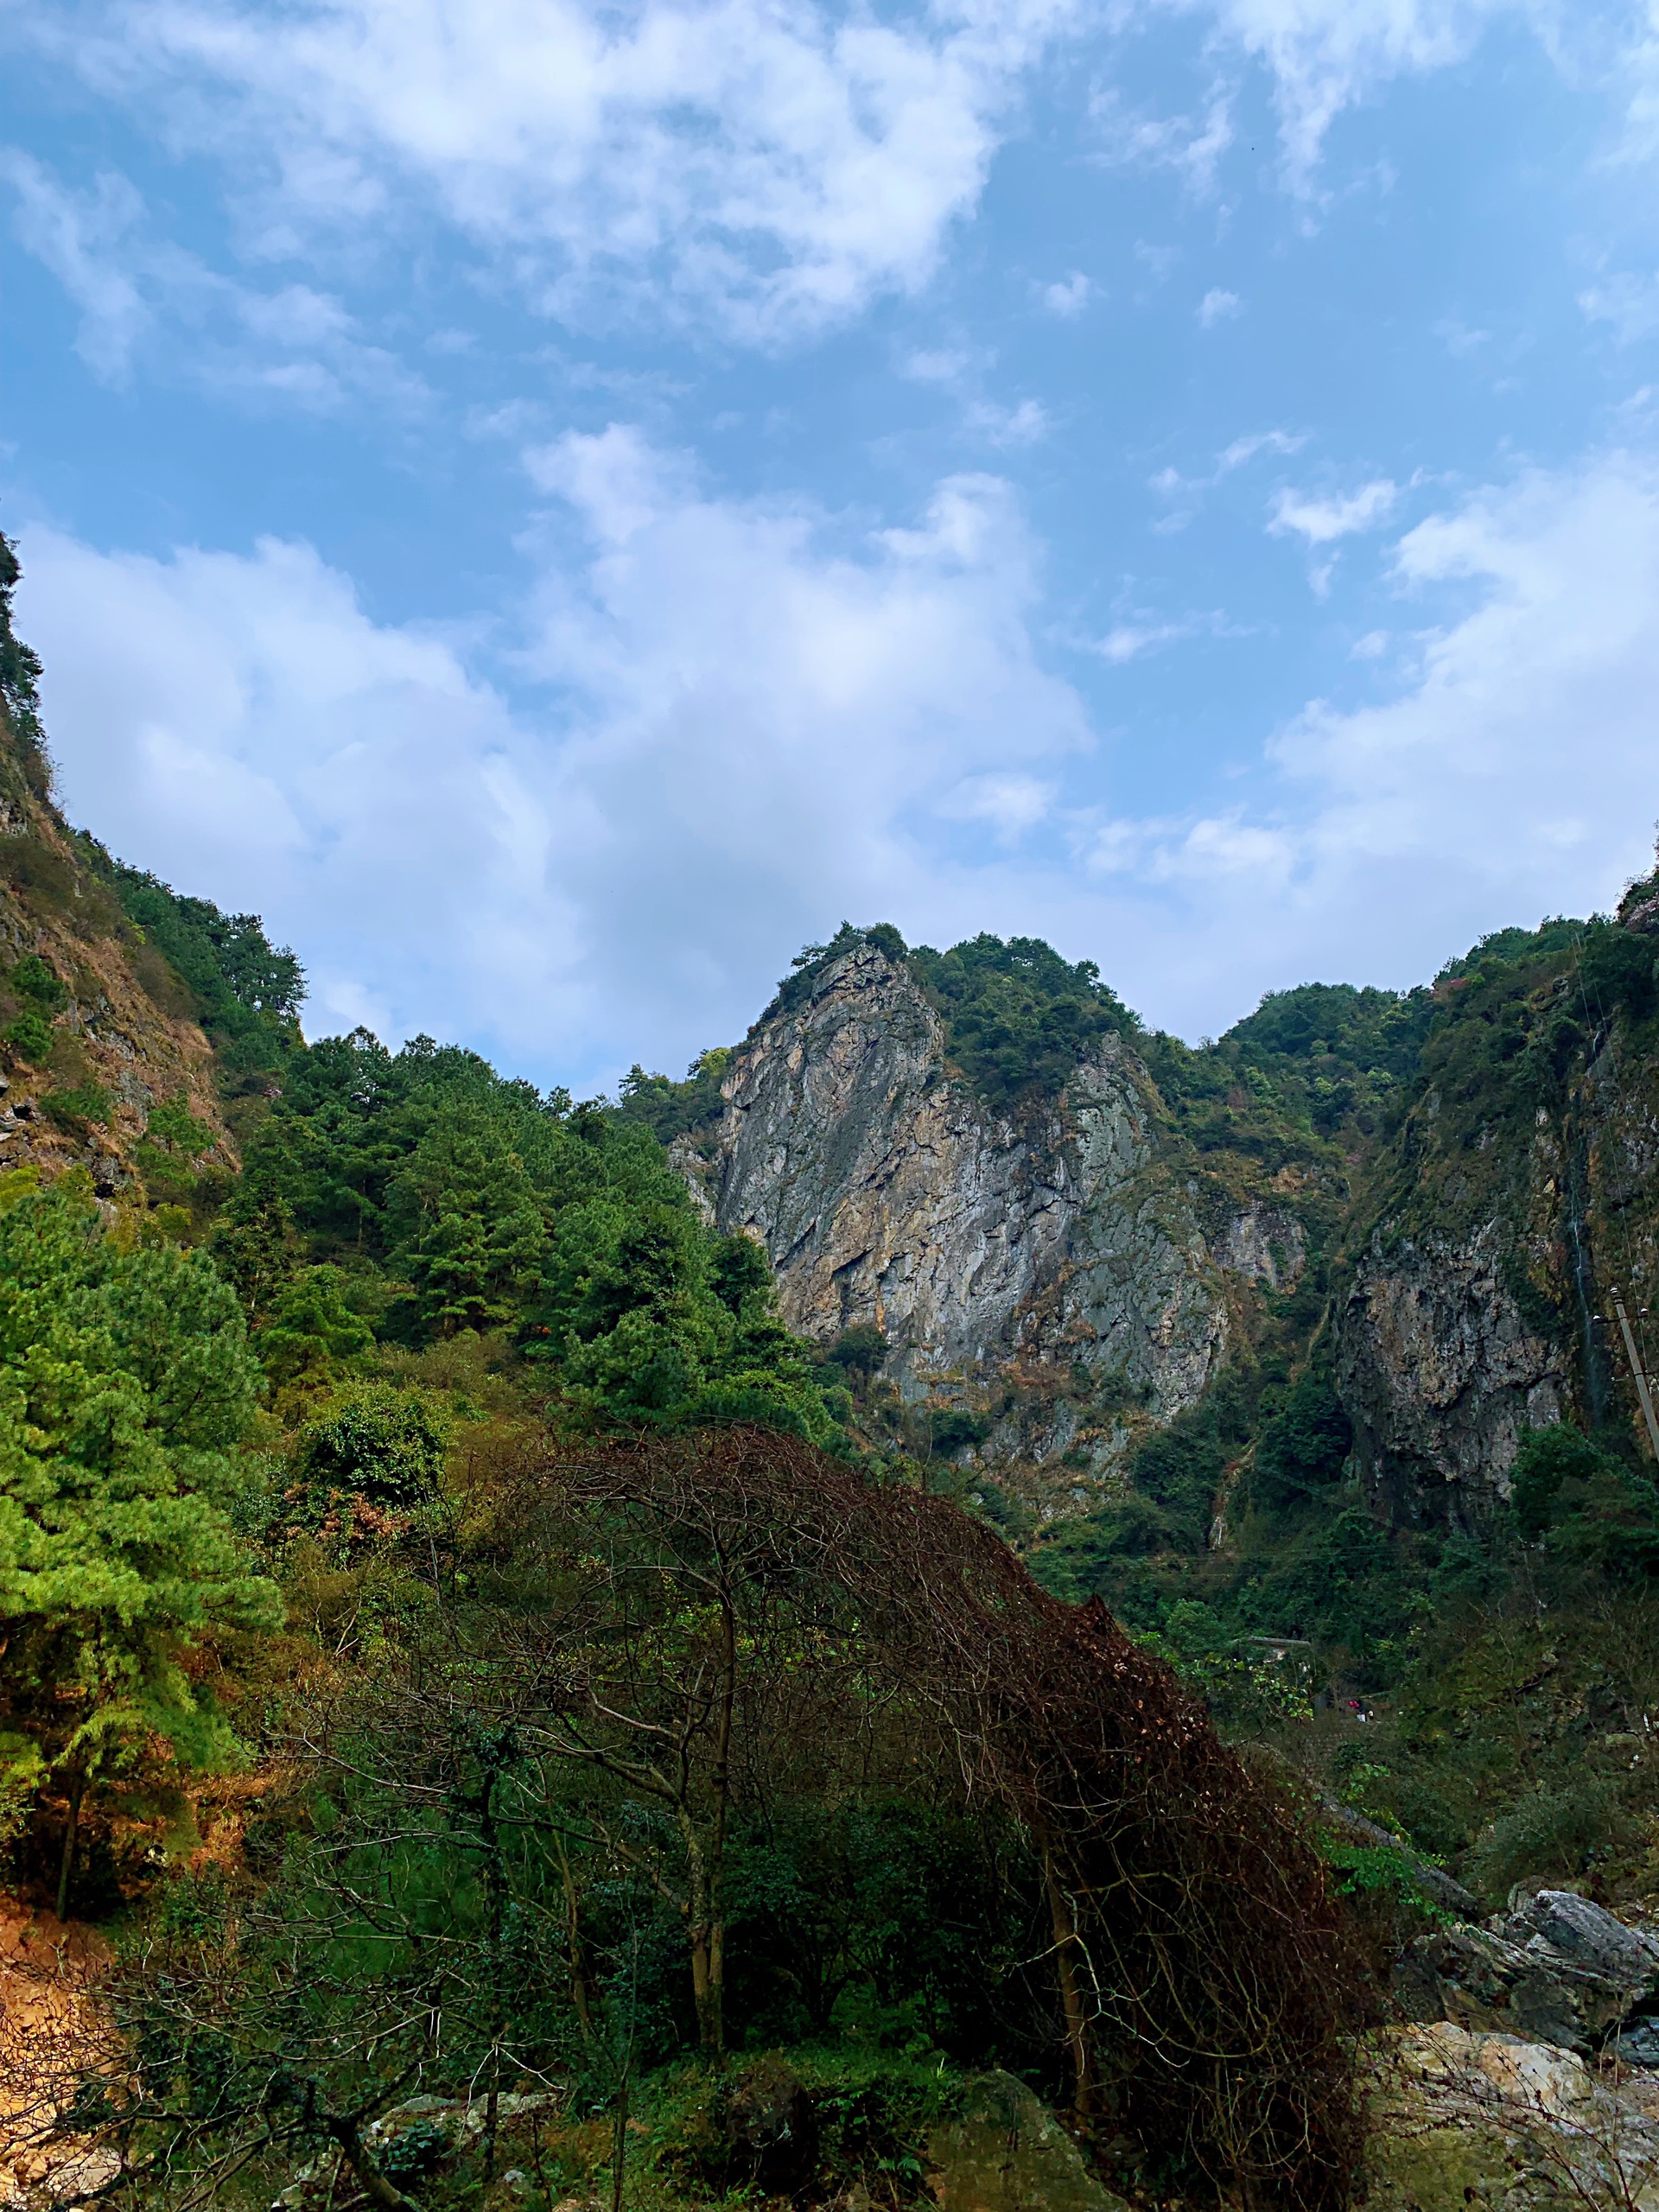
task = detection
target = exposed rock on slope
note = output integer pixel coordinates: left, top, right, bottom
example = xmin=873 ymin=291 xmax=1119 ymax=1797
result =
xmin=693 ymin=942 xmax=1304 ymax=1506
xmin=0 ymin=827 xmax=232 ymax=1194
xmin=1339 ymin=1226 xmax=1567 ymax=1529
xmin=0 ymin=545 xmax=232 ymax=1194
xmin=1335 ymin=905 xmax=1659 ymax=1526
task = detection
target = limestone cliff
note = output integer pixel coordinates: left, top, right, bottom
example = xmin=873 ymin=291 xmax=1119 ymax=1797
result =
xmin=1334 ymin=902 xmax=1659 ymax=1527
xmin=690 ymin=942 xmax=1303 ymax=1510
xmin=1338 ymin=1225 xmax=1567 ymax=1529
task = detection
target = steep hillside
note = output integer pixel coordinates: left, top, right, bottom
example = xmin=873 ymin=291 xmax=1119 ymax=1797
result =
xmin=0 ymin=537 xmax=297 ymax=1213
xmin=655 ymin=906 xmax=1659 ymax=1536
xmin=1337 ymin=906 xmax=1659 ymax=1528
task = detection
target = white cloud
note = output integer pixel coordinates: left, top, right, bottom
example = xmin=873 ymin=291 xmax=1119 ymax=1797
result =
xmin=1 ymin=150 xmax=426 ymax=409
xmin=21 ymin=444 xmax=1659 ymax=1067
xmin=1178 ymin=0 xmax=1545 ymax=182
xmin=903 ymin=346 xmax=977 ymax=385
xmin=2 ymin=154 xmax=150 ymax=380
xmin=19 ymin=446 xmax=1089 ymax=1082
xmin=1090 ymin=84 xmax=1235 ymax=194
xmin=1150 ymin=428 xmax=1305 ymax=529
xmin=939 ymin=772 xmax=1055 ymax=836
xmin=964 ymin=397 xmax=1048 ymax=446
xmin=1088 ymin=449 xmax=1659 ymax=1024
xmin=1197 ymin=285 xmax=1241 ymax=326
xmin=1274 ymin=453 xmax=1659 ymax=860
xmin=1091 ymin=615 xmax=1196 ymax=662
xmin=1268 ymin=478 xmax=1397 ymax=543
xmin=38 ymin=0 xmax=1080 ymax=345
xmin=1041 ymin=270 xmax=1091 ymax=315
xmin=1580 ymin=270 xmax=1659 ymax=344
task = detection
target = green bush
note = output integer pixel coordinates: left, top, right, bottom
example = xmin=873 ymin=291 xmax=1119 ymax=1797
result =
xmin=909 ymin=932 xmax=1139 ymax=1112
xmin=1252 ymin=1369 xmax=1351 ymax=1511
xmin=10 ymin=955 xmax=67 ymax=1013
xmin=1465 ymin=1780 xmax=1634 ymax=1902
xmin=283 ymin=1382 xmax=448 ymax=1541
xmin=43 ymin=1082 xmax=112 ymax=1134
xmin=824 ymin=1324 xmax=888 ymax=1379
xmin=1511 ymin=1421 xmax=1620 ymax=1541
xmin=930 ymin=1408 xmax=991 ymax=1458
xmin=2 ymin=1007 xmax=53 ymax=1063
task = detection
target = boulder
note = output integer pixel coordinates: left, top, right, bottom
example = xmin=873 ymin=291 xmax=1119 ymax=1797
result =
xmin=1503 ymin=1891 xmax=1659 ymax=1993
xmin=1398 ymin=1892 xmax=1659 ymax=2054
xmin=1365 ymin=2024 xmax=1659 ymax=2212
xmin=925 ymin=2071 xmax=1131 ymax=2212
xmin=1397 ymin=1923 xmax=1635 ymax=2051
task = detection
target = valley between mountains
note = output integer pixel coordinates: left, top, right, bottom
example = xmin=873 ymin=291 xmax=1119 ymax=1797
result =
xmin=7 ymin=528 xmax=1659 ymax=2212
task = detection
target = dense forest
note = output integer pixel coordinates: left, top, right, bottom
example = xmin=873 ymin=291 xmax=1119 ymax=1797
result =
xmin=6 ymin=523 xmax=1659 ymax=2212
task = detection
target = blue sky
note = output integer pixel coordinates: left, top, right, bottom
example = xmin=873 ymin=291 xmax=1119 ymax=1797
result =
xmin=4 ymin=0 xmax=1659 ymax=1092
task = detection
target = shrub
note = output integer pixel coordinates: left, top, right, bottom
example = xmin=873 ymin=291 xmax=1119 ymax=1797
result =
xmin=43 ymin=1082 xmax=112 ymax=1135
xmin=283 ymin=1382 xmax=448 ymax=1545
xmin=1465 ymin=1780 xmax=1634 ymax=1902
xmin=930 ymin=1408 xmax=991 ymax=1458
xmin=3 ymin=1007 xmax=53 ymax=1064
xmin=10 ymin=955 xmax=67 ymax=1013
xmin=0 ymin=835 xmax=77 ymax=912
xmin=1252 ymin=1370 xmax=1352 ymax=1511
xmin=825 ymin=1323 xmax=888 ymax=1379
xmin=1510 ymin=1421 xmax=1619 ymax=1541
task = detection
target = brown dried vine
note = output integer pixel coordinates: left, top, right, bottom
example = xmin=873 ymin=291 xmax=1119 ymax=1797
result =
xmin=551 ymin=1426 xmax=1372 ymax=2212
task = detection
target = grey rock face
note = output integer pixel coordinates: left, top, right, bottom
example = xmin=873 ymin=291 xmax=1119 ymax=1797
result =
xmin=1338 ymin=1223 xmax=1567 ymax=1529
xmin=1398 ymin=1893 xmax=1659 ymax=2054
xmin=1505 ymin=1892 xmax=1659 ymax=1996
xmin=698 ymin=945 xmax=1293 ymax=1504
xmin=1399 ymin=1924 xmax=1636 ymax=2053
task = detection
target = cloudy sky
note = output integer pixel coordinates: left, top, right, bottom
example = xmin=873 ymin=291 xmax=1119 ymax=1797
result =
xmin=3 ymin=0 xmax=1658 ymax=1090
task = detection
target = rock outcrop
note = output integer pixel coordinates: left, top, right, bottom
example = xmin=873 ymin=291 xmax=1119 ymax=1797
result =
xmin=1365 ymin=2021 xmax=1659 ymax=2212
xmin=691 ymin=944 xmax=1300 ymax=1508
xmin=0 ymin=743 xmax=231 ymax=1196
xmin=926 ymin=2071 xmax=1131 ymax=2212
xmin=1339 ymin=1224 xmax=1567 ymax=1529
xmin=1333 ymin=921 xmax=1659 ymax=1527
xmin=1397 ymin=1891 xmax=1659 ymax=2055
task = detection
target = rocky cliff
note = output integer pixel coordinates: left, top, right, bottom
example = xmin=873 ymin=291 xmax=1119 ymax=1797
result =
xmin=673 ymin=896 xmax=1659 ymax=1538
xmin=1336 ymin=904 xmax=1659 ymax=1529
xmin=686 ymin=940 xmax=1306 ymax=1513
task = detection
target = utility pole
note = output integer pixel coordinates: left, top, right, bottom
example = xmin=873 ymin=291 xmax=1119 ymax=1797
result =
xmin=1611 ymin=1289 xmax=1659 ymax=1465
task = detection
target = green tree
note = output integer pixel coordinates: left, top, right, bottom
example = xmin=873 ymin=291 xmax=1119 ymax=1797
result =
xmin=1510 ymin=1422 xmax=1618 ymax=1541
xmin=254 ymin=1264 xmax=374 ymax=1395
xmin=0 ymin=1172 xmax=280 ymax=1912
xmin=2 ymin=1007 xmax=53 ymax=1064
xmin=1252 ymin=1369 xmax=1352 ymax=1512
xmin=283 ymin=1380 xmax=448 ymax=1548
xmin=387 ymin=1103 xmax=547 ymax=1335
xmin=10 ymin=955 xmax=67 ymax=1014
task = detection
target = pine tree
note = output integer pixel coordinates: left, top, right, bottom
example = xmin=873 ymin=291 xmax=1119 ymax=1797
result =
xmin=0 ymin=1172 xmax=281 ymax=1913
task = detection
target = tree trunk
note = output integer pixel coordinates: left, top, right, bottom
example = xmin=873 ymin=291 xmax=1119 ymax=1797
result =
xmin=610 ymin=2068 xmax=630 ymax=2212
xmin=1044 ymin=1849 xmax=1095 ymax=2118
xmin=688 ymin=1921 xmax=721 ymax=2056
xmin=54 ymin=1769 xmax=85 ymax=1924
xmin=555 ymin=1832 xmax=595 ymax=2043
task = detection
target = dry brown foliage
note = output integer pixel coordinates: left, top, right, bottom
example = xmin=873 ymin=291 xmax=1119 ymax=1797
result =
xmin=542 ymin=1427 xmax=1372 ymax=2212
